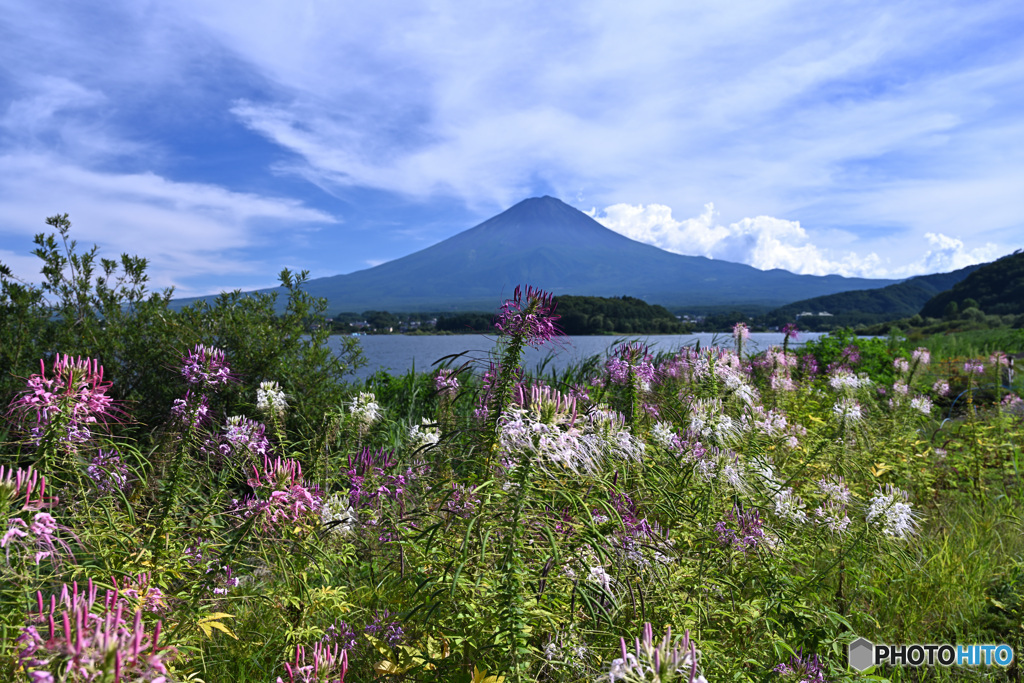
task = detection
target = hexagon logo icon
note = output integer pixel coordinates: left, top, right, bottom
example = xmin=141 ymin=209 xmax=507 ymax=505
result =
xmin=849 ymin=637 xmax=875 ymax=671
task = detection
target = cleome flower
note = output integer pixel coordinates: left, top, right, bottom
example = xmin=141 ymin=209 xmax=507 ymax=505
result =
xmin=408 ymin=418 xmax=441 ymax=449
xmin=494 ymin=284 xmax=562 ymax=347
xmin=238 ymin=456 xmax=322 ymax=532
xmin=866 ymin=484 xmax=919 ymax=539
xmin=221 ymin=416 xmax=272 ymax=461
xmin=320 ymin=493 xmax=358 ymax=536
xmin=716 ymin=506 xmax=765 ymax=553
xmin=606 ymin=622 xmax=707 ymax=683
xmin=832 ymin=398 xmax=862 ymax=422
xmin=606 ymin=342 xmax=657 ymax=390
xmin=18 ymin=579 xmax=176 ymax=682
xmin=257 ymin=380 xmax=289 ymax=418
xmin=9 ymin=355 xmax=119 ymax=449
xmin=348 ymin=392 xmax=381 ymax=430
xmin=434 ymin=369 xmax=460 ymax=397
xmin=277 ymin=641 xmax=349 ymax=683
xmin=2 ymin=465 xmax=71 ymax=566
xmin=773 ymin=488 xmax=808 ymax=524
xmin=87 ymin=450 xmax=131 ymax=494
xmin=181 ymin=344 xmax=233 ymax=389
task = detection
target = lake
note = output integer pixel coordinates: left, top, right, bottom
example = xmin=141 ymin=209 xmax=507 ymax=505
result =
xmin=332 ymin=332 xmax=825 ymax=380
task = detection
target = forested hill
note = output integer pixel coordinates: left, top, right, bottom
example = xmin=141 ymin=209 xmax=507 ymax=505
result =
xmin=553 ymin=295 xmax=686 ymax=334
xmin=433 ymin=294 xmax=688 ymax=334
xmin=763 ymin=264 xmax=982 ymax=330
xmin=920 ymin=250 xmax=1024 ymax=318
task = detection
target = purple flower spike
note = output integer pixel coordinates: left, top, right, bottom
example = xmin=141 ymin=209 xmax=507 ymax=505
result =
xmin=181 ymin=344 xmax=233 ymax=389
xmin=434 ymin=369 xmax=460 ymax=397
xmin=9 ymin=355 xmax=119 ymax=449
xmin=87 ymin=450 xmax=131 ymax=494
xmin=494 ymin=284 xmax=562 ymax=347
xmin=18 ymin=579 xmax=175 ymax=681
xmin=279 ymin=641 xmax=349 ymax=683
xmin=774 ymin=648 xmax=826 ymax=682
xmin=716 ymin=506 xmax=764 ymax=553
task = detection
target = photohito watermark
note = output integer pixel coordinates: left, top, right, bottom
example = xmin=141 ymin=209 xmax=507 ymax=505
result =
xmin=848 ymin=638 xmax=1014 ymax=671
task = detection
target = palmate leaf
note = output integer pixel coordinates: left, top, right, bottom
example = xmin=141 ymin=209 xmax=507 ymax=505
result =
xmin=471 ymin=665 xmax=507 ymax=683
xmin=196 ymin=612 xmax=238 ymax=640
xmin=367 ymin=633 xmax=451 ymax=677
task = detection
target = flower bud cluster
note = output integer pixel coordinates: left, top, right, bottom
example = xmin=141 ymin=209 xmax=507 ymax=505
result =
xmin=18 ymin=579 xmax=175 ymax=682
xmin=10 ymin=355 xmax=117 ymax=448
xmin=277 ymin=641 xmax=349 ymax=683
xmin=606 ymin=622 xmax=707 ymax=683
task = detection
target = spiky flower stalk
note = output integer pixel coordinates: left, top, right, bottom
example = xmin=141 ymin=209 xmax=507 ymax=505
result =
xmin=257 ymin=380 xmax=290 ymax=442
xmin=732 ymin=322 xmax=749 ymax=361
xmin=0 ymin=464 xmax=53 ymax=513
xmin=781 ymin=323 xmax=798 ymax=356
xmin=606 ymin=622 xmax=707 ymax=682
xmin=607 ymin=342 xmax=655 ymax=426
xmin=277 ymin=641 xmax=349 ymax=682
xmin=434 ymin=368 xmax=460 ymax=444
xmin=17 ymin=579 xmax=176 ymax=682
xmin=486 ymin=285 xmax=561 ymax=455
xmin=8 ymin=355 xmax=119 ymax=475
xmin=483 ymin=286 xmax=560 ymax=680
xmin=154 ymin=345 xmax=232 ymax=554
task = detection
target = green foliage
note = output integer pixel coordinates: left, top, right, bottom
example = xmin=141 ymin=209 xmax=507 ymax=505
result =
xmin=921 ymin=250 xmax=1024 ymax=318
xmin=552 ymin=295 xmax=688 ymax=335
xmin=800 ymin=328 xmax=904 ymax=382
xmin=763 ymin=263 xmax=982 ymax=330
xmin=0 ymin=215 xmax=365 ymax=431
xmin=3 ymin=226 xmax=1024 ymax=682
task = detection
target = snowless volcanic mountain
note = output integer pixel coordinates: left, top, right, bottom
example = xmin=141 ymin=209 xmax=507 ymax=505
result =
xmin=293 ymin=196 xmax=896 ymax=312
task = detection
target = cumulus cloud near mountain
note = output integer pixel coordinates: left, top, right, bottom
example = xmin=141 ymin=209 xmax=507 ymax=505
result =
xmin=589 ymin=203 xmax=1001 ymax=279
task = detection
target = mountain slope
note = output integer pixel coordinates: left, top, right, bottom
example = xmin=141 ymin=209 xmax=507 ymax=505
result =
xmin=764 ymin=264 xmax=982 ymax=328
xmin=920 ymin=250 xmax=1024 ymax=318
xmin=296 ymin=196 xmax=895 ymax=312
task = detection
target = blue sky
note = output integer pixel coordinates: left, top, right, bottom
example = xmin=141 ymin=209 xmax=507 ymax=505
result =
xmin=1 ymin=0 xmax=1021 ymax=298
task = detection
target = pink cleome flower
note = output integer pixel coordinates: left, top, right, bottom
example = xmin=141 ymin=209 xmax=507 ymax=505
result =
xmin=494 ymin=285 xmax=562 ymax=347
xmin=434 ymin=369 xmax=460 ymax=397
xmin=18 ymin=579 xmax=175 ymax=682
xmin=180 ymin=344 xmax=233 ymax=389
xmin=9 ymin=355 xmax=119 ymax=447
xmin=278 ymin=641 xmax=349 ymax=683
xmin=237 ymin=456 xmax=322 ymax=531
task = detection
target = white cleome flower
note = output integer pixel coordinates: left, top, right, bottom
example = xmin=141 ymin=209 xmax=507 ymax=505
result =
xmin=321 ymin=493 xmax=358 ymax=536
xmin=773 ymin=487 xmax=808 ymax=523
xmin=832 ymin=398 xmax=862 ymax=422
xmin=257 ymin=381 xmax=288 ymax=416
xmin=866 ymin=485 xmax=918 ymax=539
xmin=651 ymin=421 xmax=677 ymax=449
xmin=349 ymin=392 xmax=381 ymax=426
xmin=829 ymin=371 xmax=870 ymax=391
xmin=408 ymin=418 xmax=441 ymax=448
xmin=910 ymin=396 xmax=932 ymax=415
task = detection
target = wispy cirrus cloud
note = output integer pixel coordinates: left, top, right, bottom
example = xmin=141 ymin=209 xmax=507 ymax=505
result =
xmin=0 ymin=0 xmax=1020 ymax=291
xmin=0 ymin=151 xmax=336 ymax=296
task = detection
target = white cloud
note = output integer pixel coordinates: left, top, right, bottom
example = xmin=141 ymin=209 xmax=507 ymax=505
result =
xmin=1 ymin=0 xmax=1021 ymax=288
xmin=0 ymin=153 xmax=336 ymax=296
xmin=589 ymin=202 xmax=1002 ymax=279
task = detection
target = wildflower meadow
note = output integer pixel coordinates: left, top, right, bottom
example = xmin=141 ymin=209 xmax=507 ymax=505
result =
xmin=2 ymin=223 xmax=1024 ymax=682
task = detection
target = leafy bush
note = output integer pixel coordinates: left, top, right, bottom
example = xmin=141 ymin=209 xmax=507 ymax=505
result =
xmin=0 ymin=215 xmax=365 ymax=432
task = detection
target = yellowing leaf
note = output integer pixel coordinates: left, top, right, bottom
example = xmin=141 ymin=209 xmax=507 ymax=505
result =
xmin=472 ymin=665 xmax=506 ymax=683
xmin=196 ymin=613 xmax=238 ymax=640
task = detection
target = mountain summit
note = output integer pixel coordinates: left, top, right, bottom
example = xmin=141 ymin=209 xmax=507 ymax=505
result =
xmin=295 ymin=196 xmax=893 ymax=311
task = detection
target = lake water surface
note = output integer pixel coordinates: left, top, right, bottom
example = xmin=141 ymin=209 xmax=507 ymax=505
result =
xmin=333 ymin=332 xmax=825 ymax=380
